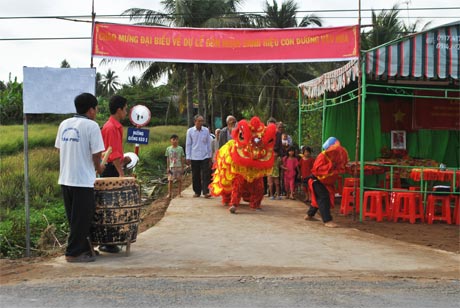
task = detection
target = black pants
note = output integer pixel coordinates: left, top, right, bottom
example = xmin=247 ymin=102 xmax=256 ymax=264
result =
xmin=61 ymin=185 xmax=95 ymax=257
xmin=101 ymin=163 xmax=119 ymax=177
xmin=191 ymin=158 xmax=211 ymax=196
xmin=307 ymin=180 xmax=333 ymax=223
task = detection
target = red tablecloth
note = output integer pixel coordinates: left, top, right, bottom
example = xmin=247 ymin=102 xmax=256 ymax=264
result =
xmin=376 ymin=158 xmax=438 ymax=178
xmin=410 ymin=168 xmax=460 ymax=183
xmin=345 ymin=162 xmax=386 ymax=176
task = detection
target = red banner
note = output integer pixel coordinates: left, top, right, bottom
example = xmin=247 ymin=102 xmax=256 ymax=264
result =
xmin=92 ymin=22 xmax=358 ymax=63
xmin=413 ymin=91 xmax=460 ymax=130
xmin=379 ymin=92 xmax=460 ymax=132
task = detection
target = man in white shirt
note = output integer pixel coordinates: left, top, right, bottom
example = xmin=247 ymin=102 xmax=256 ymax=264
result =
xmin=185 ymin=114 xmax=212 ymax=198
xmin=55 ymin=93 xmax=105 ymax=263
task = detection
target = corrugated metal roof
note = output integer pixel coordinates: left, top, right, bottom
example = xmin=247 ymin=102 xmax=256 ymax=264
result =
xmin=365 ymin=21 xmax=459 ymax=80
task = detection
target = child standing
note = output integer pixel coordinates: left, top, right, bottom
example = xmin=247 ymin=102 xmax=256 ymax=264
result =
xmin=165 ymin=134 xmax=186 ymax=199
xmin=282 ymin=146 xmax=299 ymax=200
xmin=268 ymin=151 xmax=282 ymax=200
xmin=299 ymin=146 xmax=315 ymax=203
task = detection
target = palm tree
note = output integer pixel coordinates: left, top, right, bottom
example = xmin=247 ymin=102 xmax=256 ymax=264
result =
xmin=128 ymin=76 xmax=138 ymax=87
xmin=361 ymin=4 xmax=432 ymax=51
xmin=123 ymin=0 xmax=244 ymax=127
xmin=256 ymin=0 xmax=323 ymax=118
xmin=258 ymin=0 xmax=321 ymax=28
xmin=101 ymin=69 xmax=120 ymax=97
xmin=361 ymin=4 xmax=403 ymax=50
xmin=95 ymin=72 xmax=104 ymax=97
xmin=60 ymin=59 xmax=70 ymax=68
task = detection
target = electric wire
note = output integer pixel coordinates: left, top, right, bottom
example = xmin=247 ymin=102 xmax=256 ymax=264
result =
xmin=1 ymin=6 xmax=458 ymax=19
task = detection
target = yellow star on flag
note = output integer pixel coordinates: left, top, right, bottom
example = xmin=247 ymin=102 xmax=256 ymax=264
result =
xmin=393 ymin=109 xmax=406 ymax=123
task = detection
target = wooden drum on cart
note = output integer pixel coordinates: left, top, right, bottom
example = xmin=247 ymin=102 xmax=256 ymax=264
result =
xmin=91 ymin=177 xmax=141 ymax=253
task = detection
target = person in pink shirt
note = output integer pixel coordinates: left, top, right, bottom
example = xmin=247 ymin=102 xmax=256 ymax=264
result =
xmin=281 ymin=146 xmax=299 ymax=200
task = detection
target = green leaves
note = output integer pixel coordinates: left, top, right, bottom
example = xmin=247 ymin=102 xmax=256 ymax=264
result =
xmin=0 ymin=76 xmax=23 ymax=125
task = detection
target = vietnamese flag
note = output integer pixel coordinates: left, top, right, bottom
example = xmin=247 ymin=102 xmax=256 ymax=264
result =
xmin=379 ymin=97 xmax=413 ymax=132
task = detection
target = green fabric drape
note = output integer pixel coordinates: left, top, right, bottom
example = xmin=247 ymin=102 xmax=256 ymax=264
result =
xmin=444 ymin=131 xmax=460 ymax=167
xmin=322 ymin=96 xmax=459 ymax=167
xmin=363 ymin=98 xmax=382 ymax=161
xmin=323 ymin=101 xmax=357 ymax=160
xmin=323 ymin=98 xmax=382 ymax=162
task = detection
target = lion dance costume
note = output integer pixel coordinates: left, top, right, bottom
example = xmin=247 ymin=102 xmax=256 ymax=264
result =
xmin=305 ymin=137 xmax=349 ymax=224
xmin=209 ymin=116 xmax=276 ymax=213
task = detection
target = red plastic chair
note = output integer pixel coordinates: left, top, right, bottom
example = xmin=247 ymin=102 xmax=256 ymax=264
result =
xmin=426 ymin=194 xmax=452 ymax=224
xmin=363 ymin=191 xmax=391 ymax=222
xmin=453 ymin=195 xmax=460 ymax=225
xmin=344 ymin=177 xmax=360 ymax=187
xmin=392 ymin=191 xmax=424 ymax=224
xmin=340 ymin=186 xmax=360 ymax=215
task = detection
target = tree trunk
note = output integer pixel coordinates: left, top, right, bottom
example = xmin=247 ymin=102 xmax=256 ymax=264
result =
xmin=270 ymin=85 xmax=276 ymax=117
xmin=196 ymin=65 xmax=204 ymax=118
xmin=165 ymin=96 xmax=171 ymax=125
xmin=210 ymin=76 xmax=215 ymax=129
xmin=202 ymin=74 xmax=209 ymax=128
xmin=186 ymin=64 xmax=194 ymax=127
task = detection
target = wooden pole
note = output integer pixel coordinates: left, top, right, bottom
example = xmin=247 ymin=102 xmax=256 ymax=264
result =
xmin=90 ymin=0 xmax=95 ymax=68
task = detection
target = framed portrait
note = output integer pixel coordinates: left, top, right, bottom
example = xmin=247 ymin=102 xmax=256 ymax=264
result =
xmin=391 ymin=130 xmax=406 ymax=150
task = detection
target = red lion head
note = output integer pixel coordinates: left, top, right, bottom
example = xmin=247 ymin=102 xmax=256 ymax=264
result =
xmin=230 ymin=116 xmax=277 ymax=170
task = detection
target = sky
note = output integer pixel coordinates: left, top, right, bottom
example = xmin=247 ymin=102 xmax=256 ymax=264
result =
xmin=1 ymin=0 xmax=459 ymax=84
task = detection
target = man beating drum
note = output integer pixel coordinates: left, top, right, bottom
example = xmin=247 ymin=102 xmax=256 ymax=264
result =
xmin=99 ymin=95 xmax=131 ymax=253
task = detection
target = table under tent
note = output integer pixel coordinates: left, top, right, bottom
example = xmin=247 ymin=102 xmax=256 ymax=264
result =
xmin=297 ymin=21 xmax=460 ymax=222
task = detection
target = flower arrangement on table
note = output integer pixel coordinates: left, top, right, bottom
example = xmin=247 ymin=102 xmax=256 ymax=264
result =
xmin=380 ymin=146 xmax=408 ymax=159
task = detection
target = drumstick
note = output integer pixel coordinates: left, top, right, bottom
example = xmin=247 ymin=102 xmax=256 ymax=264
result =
xmin=101 ymin=146 xmax=112 ymax=167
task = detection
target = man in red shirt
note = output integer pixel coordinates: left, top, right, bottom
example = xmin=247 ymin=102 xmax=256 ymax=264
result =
xmin=99 ymin=95 xmax=130 ymax=253
xmin=101 ymin=95 xmax=129 ymax=178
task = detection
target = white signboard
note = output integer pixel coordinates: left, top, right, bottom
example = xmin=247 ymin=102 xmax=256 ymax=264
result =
xmin=23 ymin=67 xmax=96 ymax=114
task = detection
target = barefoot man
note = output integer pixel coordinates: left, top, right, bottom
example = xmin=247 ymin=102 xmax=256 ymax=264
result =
xmin=304 ymin=137 xmax=349 ymax=228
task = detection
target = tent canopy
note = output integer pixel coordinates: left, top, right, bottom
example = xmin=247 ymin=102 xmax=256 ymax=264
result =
xmin=365 ymin=21 xmax=459 ymax=81
xmin=299 ymin=21 xmax=460 ymax=98
xmin=297 ymin=21 xmax=460 ymax=168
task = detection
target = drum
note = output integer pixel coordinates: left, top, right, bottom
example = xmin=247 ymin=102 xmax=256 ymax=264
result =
xmin=91 ymin=177 xmax=142 ymax=245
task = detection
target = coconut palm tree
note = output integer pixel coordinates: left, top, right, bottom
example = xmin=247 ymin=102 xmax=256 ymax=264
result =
xmin=361 ymin=4 xmax=432 ymax=51
xmin=360 ymin=4 xmax=404 ymax=50
xmin=123 ymin=0 xmax=244 ymax=126
xmin=60 ymin=59 xmax=70 ymax=68
xmin=100 ymin=69 xmax=120 ymax=97
xmin=256 ymin=0 xmax=323 ymax=119
xmin=258 ymin=0 xmax=321 ymax=28
xmin=95 ymin=72 xmax=104 ymax=97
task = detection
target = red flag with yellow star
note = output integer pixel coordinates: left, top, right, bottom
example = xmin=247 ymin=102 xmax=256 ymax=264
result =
xmin=378 ymin=97 xmax=413 ymax=132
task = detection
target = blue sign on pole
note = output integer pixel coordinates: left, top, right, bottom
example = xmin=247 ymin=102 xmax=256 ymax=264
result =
xmin=127 ymin=127 xmax=150 ymax=144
